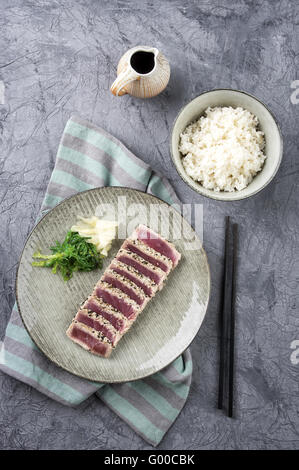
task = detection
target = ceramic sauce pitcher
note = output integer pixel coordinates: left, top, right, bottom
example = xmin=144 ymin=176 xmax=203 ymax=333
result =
xmin=110 ymin=46 xmax=170 ymax=98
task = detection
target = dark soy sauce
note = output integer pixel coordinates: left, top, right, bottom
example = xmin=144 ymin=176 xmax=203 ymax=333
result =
xmin=130 ymin=51 xmax=155 ymax=75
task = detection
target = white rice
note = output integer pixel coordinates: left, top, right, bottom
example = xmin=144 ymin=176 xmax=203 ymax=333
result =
xmin=179 ymin=106 xmax=266 ymax=192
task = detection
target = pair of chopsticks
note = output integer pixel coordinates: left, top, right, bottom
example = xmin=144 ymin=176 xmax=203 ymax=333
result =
xmin=218 ymin=216 xmax=238 ymax=418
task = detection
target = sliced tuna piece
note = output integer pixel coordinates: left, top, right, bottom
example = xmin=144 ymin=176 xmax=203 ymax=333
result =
xmin=102 ymin=269 xmax=149 ymax=306
xmin=109 ymin=260 xmax=158 ymax=297
xmin=66 ymin=321 xmax=113 ymax=357
xmin=116 ymin=249 xmax=167 ymax=285
xmin=75 ymin=309 xmax=121 ymax=346
xmin=132 ymin=224 xmax=181 ymax=267
xmin=94 ymin=281 xmax=140 ymax=320
xmin=84 ymin=296 xmax=130 ymax=333
xmin=122 ymin=239 xmax=172 ymax=273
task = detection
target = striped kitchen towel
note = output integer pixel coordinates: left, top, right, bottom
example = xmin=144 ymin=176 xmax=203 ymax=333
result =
xmin=0 ymin=115 xmax=192 ymax=447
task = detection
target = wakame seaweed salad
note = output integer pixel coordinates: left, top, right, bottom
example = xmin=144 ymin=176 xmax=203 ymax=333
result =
xmin=32 ymin=231 xmax=104 ymax=281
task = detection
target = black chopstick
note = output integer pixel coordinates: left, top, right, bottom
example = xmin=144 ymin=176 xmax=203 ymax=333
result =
xmin=217 ymin=216 xmax=231 ymax=410
xmin=218 ymin=217 xmax=238 ymax=417
xmin=228 ymin=224 xmax=238 ymax=418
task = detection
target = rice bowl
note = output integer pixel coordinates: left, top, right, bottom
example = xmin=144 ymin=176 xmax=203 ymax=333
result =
xmin=170 ymin=89 xmax=283 ymax=201
xmin=179 ymin=106 xmax=266 ymax=192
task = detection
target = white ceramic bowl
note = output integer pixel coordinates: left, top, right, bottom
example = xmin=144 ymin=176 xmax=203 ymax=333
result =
xmin=170 ymin=89 xmax=283 ymax=201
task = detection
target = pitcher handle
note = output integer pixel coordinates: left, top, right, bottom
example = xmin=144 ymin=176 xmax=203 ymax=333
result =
xmin=110 ymin=66 xmax=140 ymax=96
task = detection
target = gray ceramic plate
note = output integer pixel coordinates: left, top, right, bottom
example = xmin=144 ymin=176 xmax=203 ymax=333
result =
xmin=16 ymin=187 xmax=210 ymax=382
xmin=171 ymin=89 xmax=283 ymax=201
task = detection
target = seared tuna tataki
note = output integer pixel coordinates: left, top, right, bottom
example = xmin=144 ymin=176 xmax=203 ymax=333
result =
xmin=67 ymin=225 xmax=181 ymax=357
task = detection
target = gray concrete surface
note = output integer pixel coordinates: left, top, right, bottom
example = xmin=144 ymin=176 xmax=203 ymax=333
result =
xmin=0 ymin=0 xmax=299 ymax=450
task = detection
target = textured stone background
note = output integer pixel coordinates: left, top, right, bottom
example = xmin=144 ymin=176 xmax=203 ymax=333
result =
xmin=0 ymin=0 xmax=299 ymax=450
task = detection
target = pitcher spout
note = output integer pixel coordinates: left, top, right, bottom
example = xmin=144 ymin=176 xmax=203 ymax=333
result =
xmin=151 ymin=47 xmax=159 ymax=58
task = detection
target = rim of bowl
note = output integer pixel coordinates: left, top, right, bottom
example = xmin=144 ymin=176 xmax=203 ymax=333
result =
xmin=170 ymin=88 xmax=284 ymax=202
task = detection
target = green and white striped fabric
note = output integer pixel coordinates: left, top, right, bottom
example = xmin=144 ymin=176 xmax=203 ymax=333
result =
xmin=0 ymin=116 xmax=192 ymax=447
